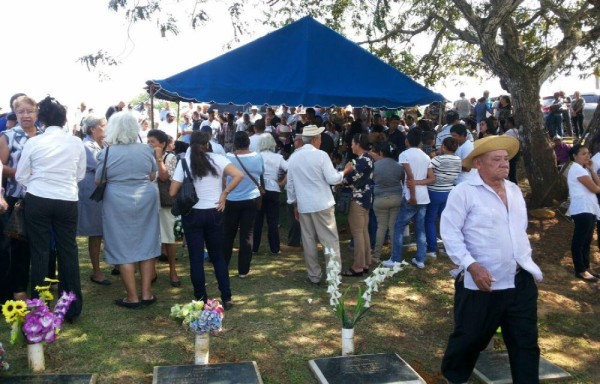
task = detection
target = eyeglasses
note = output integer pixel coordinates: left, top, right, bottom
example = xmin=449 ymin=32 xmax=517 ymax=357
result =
xmin=16 ymin=110 xmax=37 ymax=116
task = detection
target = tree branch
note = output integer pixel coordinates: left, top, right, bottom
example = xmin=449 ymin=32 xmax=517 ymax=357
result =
xmin=356 ymin=16 xmax=434 ymax=45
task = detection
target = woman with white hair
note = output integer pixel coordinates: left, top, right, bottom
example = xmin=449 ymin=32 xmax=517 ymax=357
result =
xmin=96 ymin=111 xmax=161 ymax=308
xmin=252 ymin=133 xmax=288 ymax=255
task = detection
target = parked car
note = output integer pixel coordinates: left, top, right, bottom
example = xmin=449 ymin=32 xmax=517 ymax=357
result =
xmin=541 ymin=92 xmax=598 ymax=132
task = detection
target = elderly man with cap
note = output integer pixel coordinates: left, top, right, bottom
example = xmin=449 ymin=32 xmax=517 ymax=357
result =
xmin=249 ymin=106 xmax=262 ymax=124
xmin=440 ymin=136 xmax=544 ymax=384
xmin=158 ymin=110 xmax=178 ymax=142
xmin=286 ymin=125 xmax=345 ymax=285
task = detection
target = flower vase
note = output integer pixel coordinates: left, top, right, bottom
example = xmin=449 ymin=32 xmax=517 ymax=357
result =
xmin=27 ymin=343 xmax=45 ymax=372
xmin=341 ymin=328 xmax=354 ymax=356
xmin=194 ymin=333 xmax=210 ymax=365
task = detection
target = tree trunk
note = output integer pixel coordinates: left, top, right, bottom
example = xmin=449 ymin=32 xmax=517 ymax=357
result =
xmin=586 ymin=99 xmax=600 ymax=147
xmin=503 ymin=75 xmax=568 ymax=208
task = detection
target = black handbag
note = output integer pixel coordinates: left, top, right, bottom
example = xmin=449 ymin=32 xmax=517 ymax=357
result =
xmin=90 ymin=147 xmax=109 ymax=202
xmin=171 ymin=158 xmax=198 ymax=216
xmin=158 ymin=153 xmax=177 ymax=207
xmin=4 ymin=199 xmax=27 ymax=241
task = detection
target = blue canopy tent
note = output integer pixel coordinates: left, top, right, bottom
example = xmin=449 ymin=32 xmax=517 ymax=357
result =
xmin=147 ymin=16 xmax=445 ymax=108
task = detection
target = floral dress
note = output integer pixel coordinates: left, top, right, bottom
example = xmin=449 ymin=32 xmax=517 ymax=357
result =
xmin=343 ymin=152 xmax=374 ymax=210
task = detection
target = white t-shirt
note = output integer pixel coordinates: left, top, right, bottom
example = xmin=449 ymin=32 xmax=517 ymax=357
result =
xmin=172 ymin=152 xmax=231 ymax=210
xmin=398 ymin=147 xmax=432 ymax=203
xmin=158 ymin=121 xmax=178 ymax=141
xmin=567 ymin=162 xmax=600 ymax=218
xmin=248 ymin=134 xmax=262 ymax=152
xmin=454 ymin=140 xmax=474 ymax=184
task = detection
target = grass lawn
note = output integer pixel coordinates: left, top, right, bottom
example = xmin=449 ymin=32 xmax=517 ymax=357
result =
xmin=1 ymin=198 xmax=599 ymax=383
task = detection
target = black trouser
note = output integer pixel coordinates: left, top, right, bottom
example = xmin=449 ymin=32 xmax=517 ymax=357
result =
xmin=571 ymin=114 xmax=584 ymax=137
xmin=571 ymin=212 xmax=596 ymax=274
xmin=253 ymin=191 xmax=281 ymax=253
xmin=442 ymin=270 xmax=540 ymax=384
xmin=0 ymin=208 xmax=11 ymax=302
xmin=223 ymin=199 xmax=258 ymax=275
xmin=24 ymin=193 xmax=82 ymax=320
xmin=509 ymin=152 xmax=520 ymax=184
xmin=287 ymin=202 xmax=301 ymax=246
xmin=4 ymin=196 xmax=30 ymax=295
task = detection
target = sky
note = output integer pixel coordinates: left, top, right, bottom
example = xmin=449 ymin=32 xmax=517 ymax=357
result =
xmin=1 ymin=0 xmax=598 ymax=117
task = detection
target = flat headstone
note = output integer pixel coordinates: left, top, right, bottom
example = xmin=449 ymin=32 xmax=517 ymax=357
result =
xmin=474 ymin=351 xmax=571 ymax=384
xmin=2 ymin=373 xmax=97 ymax=384
xmin=152 ymin=361 xmax=263 ymax=384
xmin=308 ymin=353 xmax=425 ymax=384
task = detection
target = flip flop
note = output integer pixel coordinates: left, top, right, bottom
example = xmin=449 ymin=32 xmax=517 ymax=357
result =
xmin=90 ymin=276 xmax=111 ymax=286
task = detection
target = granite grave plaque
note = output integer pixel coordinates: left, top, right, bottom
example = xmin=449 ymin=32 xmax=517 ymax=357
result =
xmin=308 ymin=353 xmax=425 ymax=384
xmin=474 ymin=351 xmax=571 ymax=384
xmin=2 ymin=373 xmax=97 ymax=384
xmin=152 ymin=361 xmax=263 ymax=384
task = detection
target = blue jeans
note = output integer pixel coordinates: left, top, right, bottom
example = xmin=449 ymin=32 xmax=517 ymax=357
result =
xmin=424 ymin=190 xmax=450 ymax=253
xmin=548 ymin=113 xmax=563 ymax=137
xmin=182 ymin=208 xmax=232 ymax=303
xmin=391 ymin=199 xmax=427 ymax=263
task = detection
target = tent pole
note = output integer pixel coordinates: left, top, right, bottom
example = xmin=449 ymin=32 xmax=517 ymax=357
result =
xmin=150 ymin=91 xmax=155 ymax=129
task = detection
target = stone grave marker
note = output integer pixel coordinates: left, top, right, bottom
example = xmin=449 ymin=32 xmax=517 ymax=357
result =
xmin=153 ymin=361 xmax=263 ymax=384
xmin=308 ymin=353 xmax=425 ymax=384
xmin=474 ymin=350 xmax=571 ymax=384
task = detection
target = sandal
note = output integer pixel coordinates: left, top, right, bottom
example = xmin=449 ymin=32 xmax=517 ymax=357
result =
xmin=576 ymin=272 xmax=599 ymax=282
xmin=341 ymin=268 xmax=364 ymax=277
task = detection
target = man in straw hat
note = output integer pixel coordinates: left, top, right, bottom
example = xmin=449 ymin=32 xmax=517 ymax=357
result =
xmin=440 ymin=135 xmax=544 ymax=384
xmin=286 ymin=125 xmax=344 ymax=285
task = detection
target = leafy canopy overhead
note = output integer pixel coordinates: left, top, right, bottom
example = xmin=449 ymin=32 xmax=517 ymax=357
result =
xmin=84 ymin=0 xmax=599 ymax=88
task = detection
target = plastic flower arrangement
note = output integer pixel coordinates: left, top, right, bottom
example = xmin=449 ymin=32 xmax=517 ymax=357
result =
xmin=173 ymin=217 xmax=184 ymax=240
xmin=325 ymin=247 xmax=405 ymax=329
xmin=0 ymin=342 xmax=9 ymax=370
xmin=1 ymin=278 xmax=76 ymax=345
xmin=170 ymin=299 xmax=224 ymax=335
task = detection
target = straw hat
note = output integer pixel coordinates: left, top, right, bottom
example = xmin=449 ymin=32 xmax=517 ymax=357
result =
xmin=462 ymin=136 xmax=519 ymax=169
xmin=302 ymin=125 xmax=325 ymax=137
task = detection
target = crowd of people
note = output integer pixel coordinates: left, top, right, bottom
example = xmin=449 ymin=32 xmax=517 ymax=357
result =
xmin=0 ymin=88 xmax=595 ymax=383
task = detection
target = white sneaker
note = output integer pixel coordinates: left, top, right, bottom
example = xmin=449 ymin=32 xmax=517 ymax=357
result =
xmin=426 ymin=252 xmax=437 ymax=259
xmin=382 ymin=259 xmax=397 ymax=268
xmin=411 ymin=258 xmax=425 ymax=269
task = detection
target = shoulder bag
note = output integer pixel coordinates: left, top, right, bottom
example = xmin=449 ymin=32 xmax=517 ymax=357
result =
xmin=90 ymin=147 xmax=109 ymax=202
xmin=170 ymin=158 xmax=199 ymax=216
xmin=4 ymin=199 xmax=27 ymax=241
xmin=158 ymin=153 xmax=177 ymax=207
xmin=234 ymin=153 xmax=266 ymax=210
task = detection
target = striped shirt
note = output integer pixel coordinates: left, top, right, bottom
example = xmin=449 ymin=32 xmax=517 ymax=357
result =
xmin=428 ymin=154 xmax=462 ymax=192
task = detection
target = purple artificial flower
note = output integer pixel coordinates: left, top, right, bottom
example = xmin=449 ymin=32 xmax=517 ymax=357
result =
xmin=26 ymin=298 xmax=45 ymax=308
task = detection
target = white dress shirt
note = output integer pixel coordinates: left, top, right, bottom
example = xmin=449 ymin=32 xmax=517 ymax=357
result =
xmin=441 ymin=171 xmax=543 ymax=291
xmin=286 ymin=144 xmax=343 ymax=213
xmin=15 ymin=126 xmax=86 ymax=201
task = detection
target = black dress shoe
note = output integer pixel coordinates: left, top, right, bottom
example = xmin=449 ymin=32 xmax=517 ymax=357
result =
xmin=588 ymin=270 xmax=600 ymax=279
xmin=115 ymin=298 xmax=141 ymax=309
xmin=141 ymin=296 xmax=157 ymax=306
xmin=111 ymin=268 xmax=121 ymax=276
xmin=223 ymin=301 xmax=234 ymax=311
xmin=576 ymin=273 xmax=599 ymax=282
